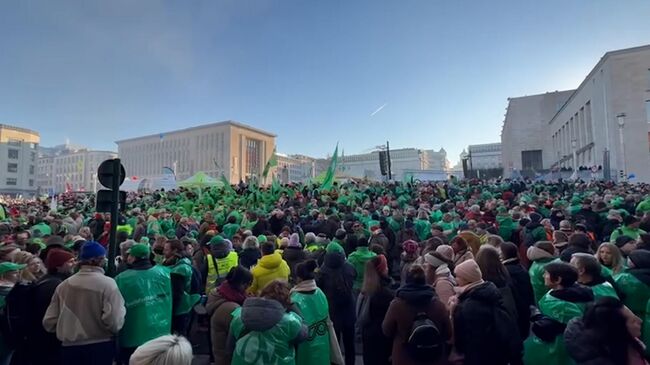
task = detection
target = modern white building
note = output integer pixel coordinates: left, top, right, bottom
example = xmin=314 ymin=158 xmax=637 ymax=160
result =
xmin=37 ymin=146 xmax=117 ymax=194
xmin=467 ymin=143 xmax=503 ymax=170
xmin=275 ymin=153 xmax=316 ymax=184
xmin=547 ymin=45 xmax=650 ymax=182
xmin=0 ymin=124 xmax=39 ymax=196
xmin=501 ymin=90 xmax=574 ymax=177
xmin=116 ymin=120 xmax=276 ymax=184
xmin=334 ymin=148 xmax=448 ymax=181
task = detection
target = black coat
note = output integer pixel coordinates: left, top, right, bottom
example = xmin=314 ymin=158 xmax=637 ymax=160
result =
xmin=560 ymin=244 xmax=592 ymax=263
xmin=574 ymin=208 xmax=602 ymax=236
xmin=453 ymin=281 xmax=523 ymax=365
xmin=27 ymin=273 xmax=68 ymax=365
xmin=268 ymin=215 xmax=288 ymax=236
xmin=238 ymin=248 xmax=261 ymax=270
xmin=360 ymin=278 xmax=394 ymax=365
xmin=601 ymin=219 xmax=621 ymax=242
xmin=316 ymin=251 xmax=356 ymax=324
xmin=282 ymin=247 xmax=307 ymax=282
xmin=504 ymin=259 xmax=535 ymax=339
xmin=564 ymin=318 xmax=630 ymax=365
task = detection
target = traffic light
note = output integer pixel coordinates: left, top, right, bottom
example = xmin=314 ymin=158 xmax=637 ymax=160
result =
xmin=379 ymin=151 xmax=388 ymax=176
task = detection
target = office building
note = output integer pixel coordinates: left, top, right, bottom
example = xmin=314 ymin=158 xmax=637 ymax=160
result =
xmin=334 ymin=148 xmax=448 ymax=181
xmin=0 ymin=124 xmax=39 ymax=196
xmin=275 ymin=153 xmax=316 ymax=184
xmin=116 ymin=120 xmax=276 ymax=184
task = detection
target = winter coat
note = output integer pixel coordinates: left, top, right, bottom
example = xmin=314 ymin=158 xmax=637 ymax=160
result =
xmin=357 ymin=277 xmax=395 ymax=365
xmin=601 ymin=219 xmax=621 ymax=242
xmin=348 ymin=247 xmax=377 ymax=290
xmin=316 ymin=251 xmax=356 ymax=325
xmin=26 ymin=273 xmax=68 ymax=365
xmin=283 ymin=247 xmax=308 ymax=283
xmin=582 ymin=276 xmax=619 ymax=300
xmin=382 ymin=283 xmax=451 ymax=365
xmin=414 ymin=219 xmax=432 ymax=241
xmin=238 ymin=248 xmax=262 ymax=270
xmin=523 ymin=285 xmax=594 ymax=365
xmin=610 ymin=226 xmax=647 ymax=243
xmin=615 ymin=268 xmax=650 ymax=350
xmin=496 ymin=215 xmax=516 ymax=241
xmin=370 ymin=232 xmax=390 ymax=251
xmin=524 ymin=222 xmax=547 ymax=247
xmin=431 ymin=265 xmax=456 ymax=308
xmin=452 ymin=281 xmax=523 ymax=365
xmin=206 ymin=289 xmax=241 ymax=365
xmin=291 ymin=283 xmax=331 ymax=365
xmin=453 ymin=249 xmax=474 ymax=267
xmin=574 ymin=208 xmax=602 ymax=237
xmin=249 ymin=252 xmax=291 ymax=295
xmin=228 ymin=297 xmax=307 ymax=365
xmin=528 ymin=247 xmax=557 ymax=304
xmin=503 ymin=258 xmax=535 ymax=339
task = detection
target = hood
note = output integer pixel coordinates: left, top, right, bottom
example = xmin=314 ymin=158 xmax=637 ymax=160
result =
xmin=459 ymin=281 xmax=502 ymax=304
xmin=206 ymin=289 xmax=228 ymax=315
xmin=564 ymin=318 xmax=607 ymax=363
xmin=629 ymin=268 xmax=650 ymax=287
xmin=258 ymin=252 xmax=283 ymax=270
xmin=527 ymin=246 xmax=555 ymax=262
xmin=282 ymin=247 xmax=306 ymax=262
xmin=240 ymin=297 xmax=286 ymax=331
xmin=211 ymin=245 xmax=231 ymax=259
xmin=550 ymin=284 xmax=594 ymax=303
xmin=525 ymin=221 xmax=543 ymax=230
xmin=323 ymin=251 xmax=345 ymax=269
xmin=396 ymin=283 xmax=434 ymax=305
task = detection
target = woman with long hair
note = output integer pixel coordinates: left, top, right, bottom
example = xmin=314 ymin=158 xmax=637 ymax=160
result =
xmin=565 ymin=297 xmax=648 ymax=365
xmin=475 ymin=246 xmax=519 ymax=321
xmin=356 ymin=255 xmax=394 ymax=365
xmin=13 ymin=250 xmax=44 ymax=283
xmin=596 ymin=242 xmax=625 ymax=278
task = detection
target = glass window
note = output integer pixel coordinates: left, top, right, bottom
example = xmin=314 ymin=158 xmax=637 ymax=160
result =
xmin=7 ymin=139 xmax=21 ymax=147
xmin=29 ymin=179 xmax=34 ymax=187
xmin=6 ymin=178 xmax=17 ymax=186
xmin=8 ymin=149 xmax=18 ymax=159
xmin=7 ymin=163 xmax=18 ymax=173
xmin=29 ymin=165 xmax=35 ymax=175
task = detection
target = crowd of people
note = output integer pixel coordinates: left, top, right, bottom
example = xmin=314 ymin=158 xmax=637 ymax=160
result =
xmin=1 ymin=178 xmax=650 ymax=365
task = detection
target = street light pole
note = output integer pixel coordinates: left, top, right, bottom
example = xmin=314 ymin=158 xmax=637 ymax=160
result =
xmin=571 ymin=139 xmax=578 ymax=174
xmin=617 ymin=113 xmax=627 ymax=181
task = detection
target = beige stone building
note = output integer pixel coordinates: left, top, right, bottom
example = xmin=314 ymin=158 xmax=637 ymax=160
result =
xmin=116 ymin=121 xmax=276 ymax=184
xmin=0 ymin=124 xmax=40 ymax=196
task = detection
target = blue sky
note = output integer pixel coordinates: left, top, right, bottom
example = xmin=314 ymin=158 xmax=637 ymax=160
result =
xmin=1 ymin=1 xmax=650 ymax=165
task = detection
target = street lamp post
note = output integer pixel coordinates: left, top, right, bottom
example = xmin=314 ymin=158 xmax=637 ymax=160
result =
xmin=571 ymin=139 xmax=578 ymax=176
xmin=617 ymin=113 xmax=626 ymax=181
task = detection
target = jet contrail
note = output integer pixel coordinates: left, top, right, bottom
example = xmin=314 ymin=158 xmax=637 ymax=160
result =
xmin=370 ymin=103 xmax=387 ymax=116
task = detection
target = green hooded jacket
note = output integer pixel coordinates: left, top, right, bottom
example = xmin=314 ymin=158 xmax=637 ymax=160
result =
xmin=167 ymin=258 xmax=201 ymax=315
xmin=529 ymin=257 xmax=556 ymax=304
xmin=347 ymin=247 xmax=377 ymax=290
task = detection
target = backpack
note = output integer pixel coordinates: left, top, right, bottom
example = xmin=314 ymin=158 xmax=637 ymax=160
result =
xmin=405 ymin=312 xmax=444 ymax=361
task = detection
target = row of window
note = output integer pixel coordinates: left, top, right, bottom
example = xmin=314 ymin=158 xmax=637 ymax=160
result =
xmin=7 ymin=150 xmax=36 ymax=161
xmin=5 ymin=178 xmax=34 ymax=187
xmin=7 ymin=140 xmax=37 ymax=149
xmin=6 ymin=163 xmax=35 ymax=174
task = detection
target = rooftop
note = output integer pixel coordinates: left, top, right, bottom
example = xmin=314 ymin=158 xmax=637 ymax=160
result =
xmin=0 ymin=124 xmax=39 ymax=136
xmin=115 ymin=120 xmax=277 ymax=144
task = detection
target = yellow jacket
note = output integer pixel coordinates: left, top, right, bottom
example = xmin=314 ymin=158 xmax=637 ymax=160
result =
xmin=249 ymin=252 xmax=290 ymax=295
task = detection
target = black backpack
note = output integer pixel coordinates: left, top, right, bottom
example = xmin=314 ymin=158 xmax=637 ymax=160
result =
xmin=405 ymin=312 xmax=444 ymax=361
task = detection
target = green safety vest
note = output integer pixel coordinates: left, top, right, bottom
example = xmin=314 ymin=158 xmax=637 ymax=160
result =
xmin=229 ymin=307 xmax=303 ymax=365
xmin=168 ymin=258 xmax=201 ymax=315
xmin=291 ymin=288 xmax=331 ymax=365
xmin=523 ymin=291 xmax=588 ymax=365
xmin=589 ymin=281 xmax=618 ymax=301
xmin=115 ymin=265 xmax=173 ymax=348
xmin=206 ymin=252 xmax=239 ymax=293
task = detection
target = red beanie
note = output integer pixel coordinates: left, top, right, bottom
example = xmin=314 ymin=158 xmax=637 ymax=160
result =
xmin=374 ymin=254 xmax=388 ymax=276
xmin=45 ymin=249 xmax=75 ymax=270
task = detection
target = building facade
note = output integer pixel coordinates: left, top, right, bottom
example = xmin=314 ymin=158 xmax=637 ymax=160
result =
xmin=501 ymin=90 xmax=574 ymax=177
xmin=335 ymin=148 xmax=448 ymax=181
xmin=275 ymin=153 xmax=315 ymax=184
xmin=0 ymin=124 xmax=39 ymax=196
xmin=116 ymin=121 xmax=276 ymax=184
xmin=467 ymin=143 xmax=502 ymax=170
xmin=37 ymin=146 xmax=117 ymax=194
xmin=547 ymin=45 xmax=650 ymax=182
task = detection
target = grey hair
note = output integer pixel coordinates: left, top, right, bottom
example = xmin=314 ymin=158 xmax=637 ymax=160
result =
xmin=129 ymin=335 xmax=193 ymax=365
xmin=242 ymin=236 xmax=259 ymax=250
xmin=120 ymin=240 xmax=137 ymax=256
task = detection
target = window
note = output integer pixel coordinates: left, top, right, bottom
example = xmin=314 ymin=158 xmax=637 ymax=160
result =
xmin=6 ymin=178 xmax=17 ymax=186
xmin=521 ymin=150 xmax=543 ymax=172
xmin=29 ymin=165 xmax=35 ymax=175
xmin=7 ymin=163 xmax=17 ymax=173
xmin=8 ymin=149 xmax=18 ymax=159
xmin=29 ymin=179 xmax=34 ymax=187
xmin=29 ymin=143 xmax=37 ymax=149
xmin=31 ymin=151 xmax=36 ymax=161
xmin=7 ymin=139 xmax=21 ymax=147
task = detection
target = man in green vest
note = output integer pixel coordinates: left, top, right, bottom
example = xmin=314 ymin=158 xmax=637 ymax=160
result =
xmin=570 ymin=253 xmax=618 ymax=300
xmin=115 ymin=244 xmax=172 ymax=364
xmin=162 ymin=239 xmax=201 ymax=336
xmin=204 ymin=236 xmax=239 ymax=294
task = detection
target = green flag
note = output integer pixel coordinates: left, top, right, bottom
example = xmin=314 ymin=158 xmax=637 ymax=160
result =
xmin=262 ymin=148 xmax=278 ymax=179
xmin=221 ymin=175 xmax=235 ymax=194
xmin=321 ymin=143 xmax=339 ymax=190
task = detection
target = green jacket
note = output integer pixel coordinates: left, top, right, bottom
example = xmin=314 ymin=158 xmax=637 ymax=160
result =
xmin=529 ymin=258 xmax=556 ymax=304
xmin=229 ymin=306 xmax=304 ymax=365
xmin=291 ymin=287 xmax=331 ymax=365
xmin=414 ymin=219 xmax=432 ymax=241
xmin=31 ymin=222 xmax=52 ymax=236
xmin=115 ymin=264 xmax=173 ymax=348
xmin=168 ymin=258 xmax=201 ymax=315
xmin=615 ymin=271 xmax=650 ymax=319
xmin=222 ymin=223 xmax=241 ymax=239
xmin=496 ymin=215 xmax=515 ymax=241
xmin=523 ymin=290 xmax=589 ymax=365
xmin=610 ymin=226 xmax=646 ymax=242
xmin=588 ymin=281 xmax=619 ymax=300
xmin=348 ymin=247 xmax=377 ymax=290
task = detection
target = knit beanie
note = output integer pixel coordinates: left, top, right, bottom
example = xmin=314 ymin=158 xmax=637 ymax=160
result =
xmin=326 ymin=241 xmax=345 ymax=254
xmin=258 ymin=235 xmax=268 ymax=244
xmin=403 ymin=240 xmax=419 ymax=255
xmin=454 ymin=259 xmax=483 ymax=285
xmin=128 ymin=244 xmax=151 ymax=259
xmin=80 ymin=241 xmax=106 ymax=260
xmin=435 ymin=245 xmax=454 ymax=262
xmin=45 ymin=249 xmax=75 ymax=270
xmin=288 ymin=233 xmax=302 ymax=248
xmin=374 ymin=254 xmax=389 ymax=276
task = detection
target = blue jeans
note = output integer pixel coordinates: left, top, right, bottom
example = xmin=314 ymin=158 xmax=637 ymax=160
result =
xmin=61 ymin=341 xmax=115 ymax=365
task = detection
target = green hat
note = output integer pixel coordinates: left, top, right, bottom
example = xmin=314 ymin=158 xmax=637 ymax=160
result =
xmin=0 ymin=262 xmax=25 ymax=275
xmin=165 ymin=229 xmax=176 ymax=239
xmin=326 ymin=242 xmax=345 ymax=254
xmin=128 ymin=244 xmax=151 ymax=259
xmin=31 ymin=238 xmax=46 ymax=250
xmin=209 ymin=235 xmax=225 ymax=246
xmin=258 ymin=235 xmax=268 ymax=244
xmin=496 ymin=206 xmax=507 ymax=214
xmin=139 ymin=237 xmax=150 ymax=245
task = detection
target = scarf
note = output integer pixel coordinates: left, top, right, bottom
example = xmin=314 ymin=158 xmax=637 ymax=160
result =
xmin=290 ymin=279 xmax=318 ymax=293
xmin=217 ymin=281 xmax=247 ymax=305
